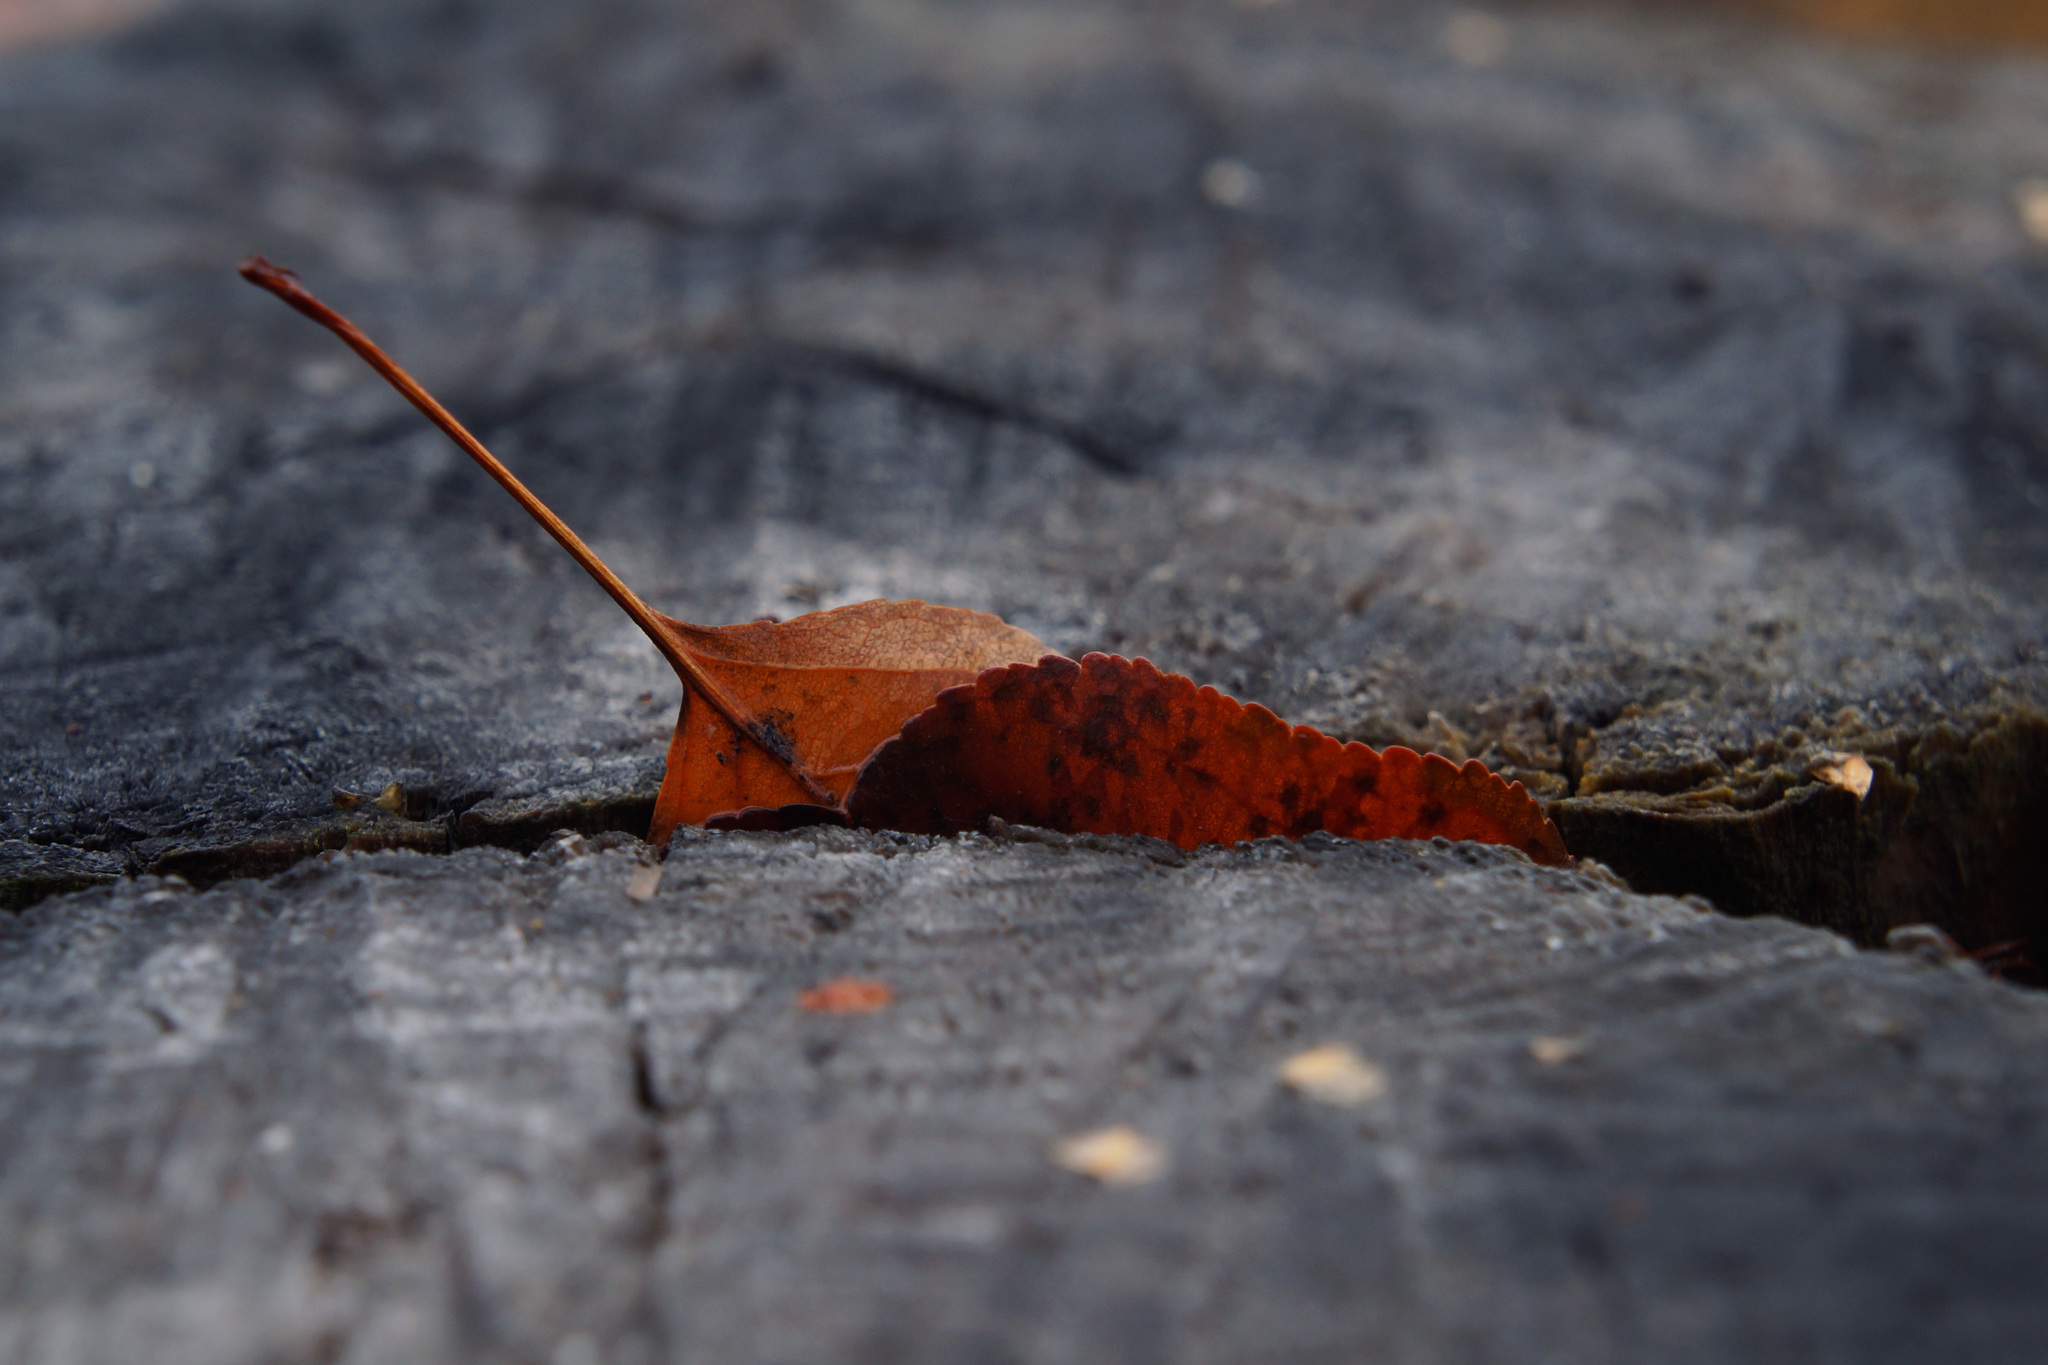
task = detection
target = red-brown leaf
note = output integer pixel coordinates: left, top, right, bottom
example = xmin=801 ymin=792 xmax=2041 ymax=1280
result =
xmin=846 ymin=653 xmax=1569 ymax=864
xmin=242 ymin=260 xmax=1566 ymax=866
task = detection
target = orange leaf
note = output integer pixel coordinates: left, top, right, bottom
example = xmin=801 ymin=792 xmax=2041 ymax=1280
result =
xmin=238 ymin=258 xmax=1044 ymax=839
xmin=798 ymin=977 xmax=894 ymax=1013
xmin=647 ymin=602 xmax=1045 ymax=844
xmin=847 ymin=653 xmax=1569 ymax=864
xmin=243 ymin=261 xmax=1567 ymax=866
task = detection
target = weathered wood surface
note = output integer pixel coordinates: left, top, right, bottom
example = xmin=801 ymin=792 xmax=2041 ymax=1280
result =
xmin=6 ymin=830 xmax=2047 ymax=1364
xmin=3 ymin=0 xmax=2048 ymax=1359
xmin=3 ymin=0 xmax=2045 ymax=928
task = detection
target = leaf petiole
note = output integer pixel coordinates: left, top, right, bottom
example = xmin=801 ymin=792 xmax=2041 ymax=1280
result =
xmin=238 ymin=256 xmax=836 ymax=807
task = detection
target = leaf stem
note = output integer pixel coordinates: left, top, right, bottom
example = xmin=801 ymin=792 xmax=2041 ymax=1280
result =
xmin=238 ymin=256 xmax=835 ymax=806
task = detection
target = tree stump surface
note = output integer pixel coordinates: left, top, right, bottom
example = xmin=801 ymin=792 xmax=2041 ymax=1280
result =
xmin=2 ymin=0 xmax=2046 ymax=1359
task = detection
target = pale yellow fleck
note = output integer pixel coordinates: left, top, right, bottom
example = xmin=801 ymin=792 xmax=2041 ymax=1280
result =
xmin=1812 ymin=752 xmax=1873 ymax=800
xmin=2016 ymin=179 xmax=2048 ymax=246
xmin=1050 ymin=1126 xmax=1168 ymax=1186
xmin=625 ymin=863 xmax=664 ymax=902
xmin=1280 ymin=1045 xmax=1389 ymax=1106
xmin=375 ymin=782 xmax=404 ymax=814
xmin=1528 ymin=1035 xmax=1586 ymax=1065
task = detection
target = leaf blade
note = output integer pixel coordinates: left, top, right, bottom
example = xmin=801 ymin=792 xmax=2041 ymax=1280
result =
xmin=648 ymin=600 xmax=1049 ymax=843
xmin=845 ymin=653 xmax=1570 ymax=864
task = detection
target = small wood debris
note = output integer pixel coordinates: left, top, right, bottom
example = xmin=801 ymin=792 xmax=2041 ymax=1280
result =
xmin=1886 ymin=923 xmax=1962 ymax=965
xmin=331 ymin=788 xmax=364 ymax=809
xmin=1279 ymin=1045 xmax=1388 ymax=1106
xmin=375 ymin=782 xmax=405 ymax=814
xmin=539 ymin=830 xmax=592 ymax=862
xmin=624 ymin=863 xmax=663 ymax=901
xmin=1810 ymin=752 xmax=1873 ymax=800
xmin=1049 ymin=1126 xmax=1169 ymax=1186
xmin=798 ymin=976 xmax=893 ymax=1014
xmin=1528 ymin=1035 xmax=1587 ymax=1065
xmin=1424 ymin=710 xmax=1470 ymax=764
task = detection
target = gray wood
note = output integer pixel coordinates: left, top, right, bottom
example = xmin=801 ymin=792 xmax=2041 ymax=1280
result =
xmin=3 ymin=0 xmax=2047 ymax=1359
xmin=3 ymin=0 xmax=2045 ymax=921
xmin=5 ymin=830 xmax=2045 ymax=1364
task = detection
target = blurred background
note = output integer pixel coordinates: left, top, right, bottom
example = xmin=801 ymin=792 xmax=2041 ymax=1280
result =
xmin=11 ymin=0 xmax=2048 ymax=55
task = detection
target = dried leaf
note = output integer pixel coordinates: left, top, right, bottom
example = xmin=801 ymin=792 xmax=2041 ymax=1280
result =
xmin=848 ymin=654 xmax=1568 ymax=863
xmin=240 ymin=259 xmax=1043 ymax=841
xmin=798 ymin=976 xmax=893 ymax=1014
xmin=243 ymin=261 xmax=1571 ymax=867
xmin=1049 ymin=1126 xmax=1168 ymax=1185
xmin=647 ymin=602 xmax=1045 ymax=844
